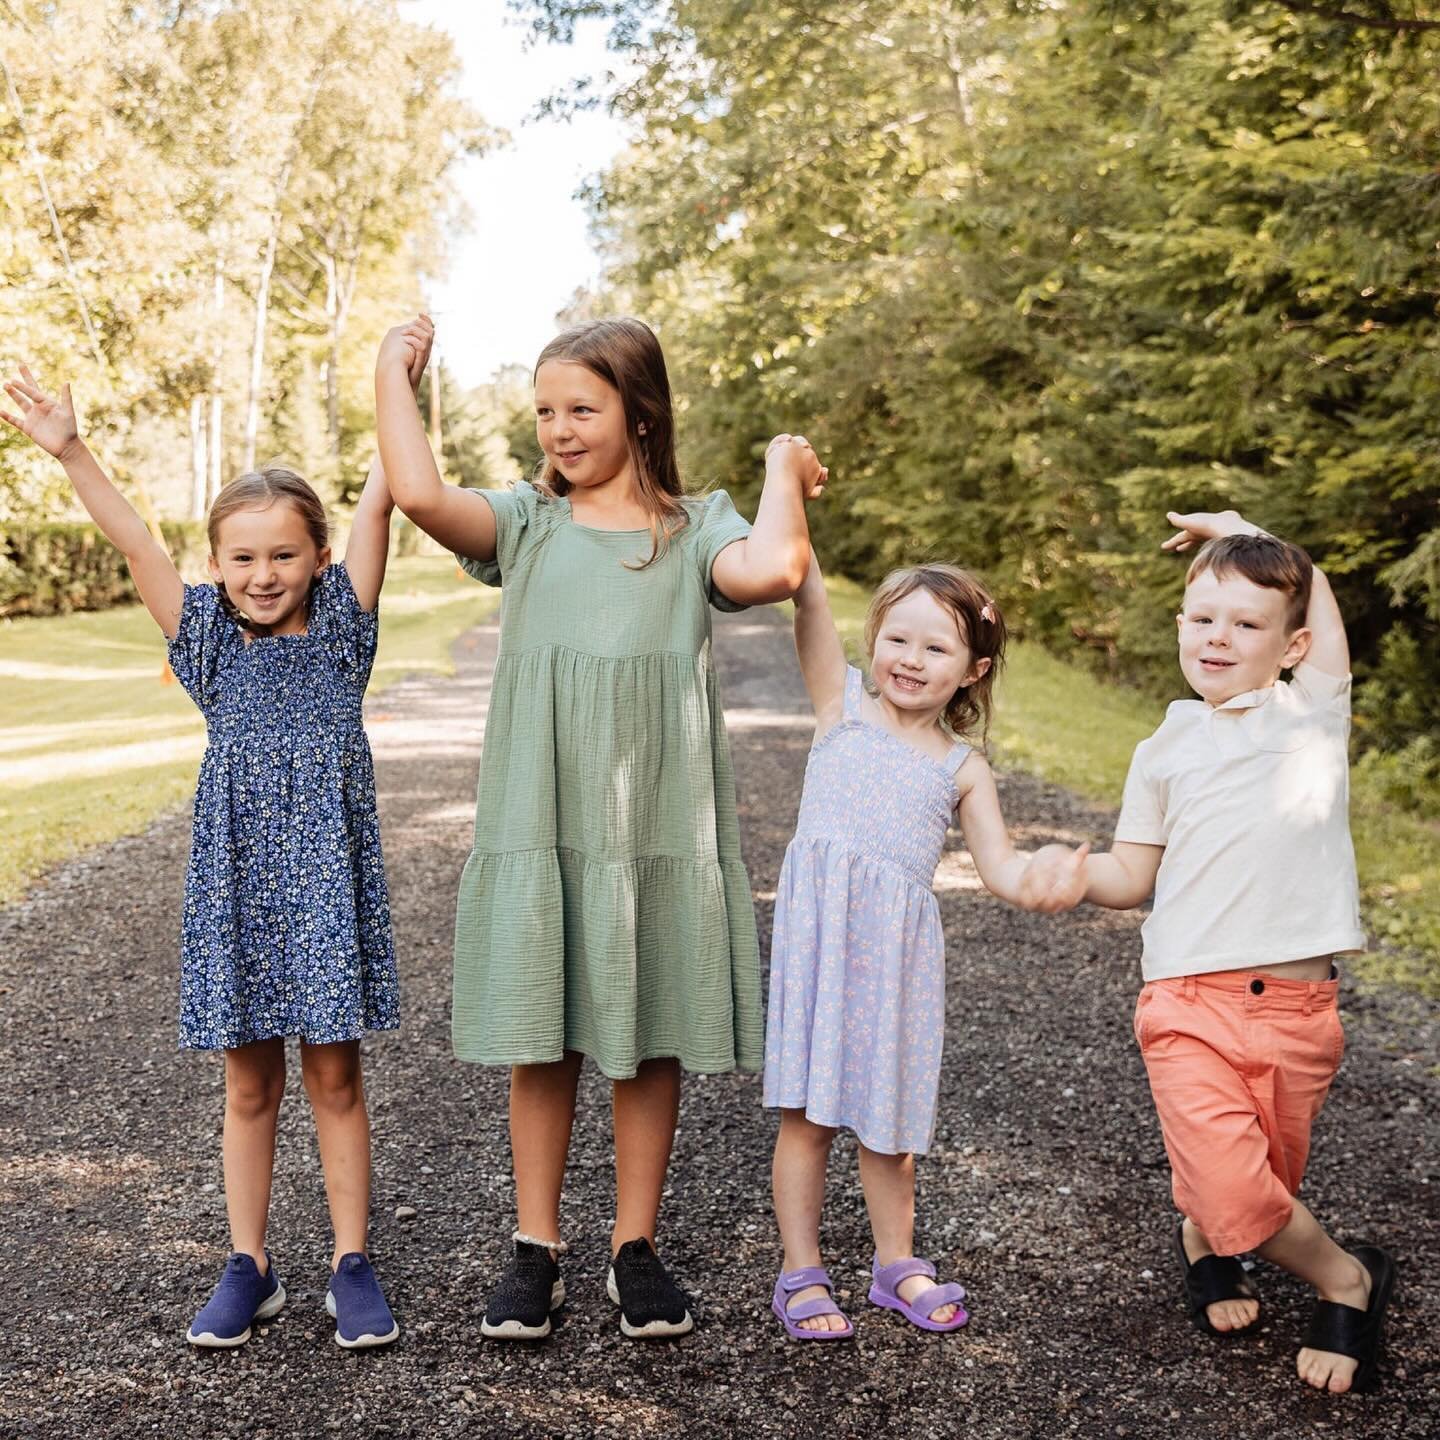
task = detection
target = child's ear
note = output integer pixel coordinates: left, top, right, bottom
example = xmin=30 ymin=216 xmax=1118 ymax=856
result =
xmin=1282 ymin=625 xmax=1312 ymax=670
xmin=206 ymin=555 xmax=222 ymax=584
xmin=315 ymin=545 xmax=332 ymax=574
xmin=966 ymin=655 xmax=992 ymax=686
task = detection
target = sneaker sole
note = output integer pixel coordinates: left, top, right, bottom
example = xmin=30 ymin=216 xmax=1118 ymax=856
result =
xmin=186 ymin=1281 xmax=287 ymax=1348
xmin=480 ymin=1279 xmax=566 ymax=1340
xmin=325 ymin=1290 xmax=401 ymax=1349
xmin=606 ymin=1269 xmax=694 ymax=1339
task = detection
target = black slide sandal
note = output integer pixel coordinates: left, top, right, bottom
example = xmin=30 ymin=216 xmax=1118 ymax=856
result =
xmin=1172 ymin=1220 xmax=1261 ymax=1337
xmin=1301 ymin=1245 xmax=1396 ymax=1394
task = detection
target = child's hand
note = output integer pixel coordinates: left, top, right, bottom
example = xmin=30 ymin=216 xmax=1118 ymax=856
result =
xmin=765 ymin=433 xmax=827 ymax=501
xmin=1161 ymin=509 xmax=1265 ymax=553
xmin=1017 ymin=842 xmax=1092 ymax=914
xmin=377 ymin=315 xmax=433 ymax=392
xmin=1 ymin=365 xmax=80 ymax=460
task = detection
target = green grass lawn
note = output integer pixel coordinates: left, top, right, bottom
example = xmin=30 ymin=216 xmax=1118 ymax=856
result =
xmin=815 ymin=574 xmax=1440 ymax=994
xmin=0 ymin=556 xmax=497 ymax=904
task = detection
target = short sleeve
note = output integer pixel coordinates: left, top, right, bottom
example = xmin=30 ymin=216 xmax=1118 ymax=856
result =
xmin=686 ymin=488 xmax=753 ymax=612
xmin=1288 ymin=660 xmax=1351 ymax=716
xmin=312 ymin=563 xmax=377 ymax=683
xmin=456 ymin=482 xmax=544 ymax=587
xmin=1113 ymin=747 xmax=1167 ymax=847
xmin=166 ymin=583 xmax=238 ymax=713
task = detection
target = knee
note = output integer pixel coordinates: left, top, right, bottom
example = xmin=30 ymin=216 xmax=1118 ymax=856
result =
xmin=779 ymin=1110 xmax=838 ymax=1150
xmin=226 ymin=1065 xmax=285 ymax=1121
xmin=302 ymin=1054 xmax=364 ymax=1115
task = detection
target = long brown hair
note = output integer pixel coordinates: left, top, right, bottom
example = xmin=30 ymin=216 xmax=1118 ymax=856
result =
xmin=864 ymin=563 xmax=1008 ymax=744
xmin=531 ymin=317 xmax=686 ymax=568
xmin=207 ymin=465 xmax=329 ymax=630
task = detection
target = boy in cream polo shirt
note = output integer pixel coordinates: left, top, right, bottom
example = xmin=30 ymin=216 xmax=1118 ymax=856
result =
xmin=1081 ymin=508 xmax=1394 ymax=1395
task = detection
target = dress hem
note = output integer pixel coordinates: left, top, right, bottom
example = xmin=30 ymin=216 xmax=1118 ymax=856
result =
xmin=761 ymin=1092 xmax=929 ymax=1157
xmin=180 ymin=1019 xmax=399 ymax=1053
xmin=453 ymin=1039 xmax=762 ymax=1082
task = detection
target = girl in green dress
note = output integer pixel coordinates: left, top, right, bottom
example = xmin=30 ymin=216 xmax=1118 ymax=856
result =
xmin=375 ymin=313 xmax=825 ymax=1339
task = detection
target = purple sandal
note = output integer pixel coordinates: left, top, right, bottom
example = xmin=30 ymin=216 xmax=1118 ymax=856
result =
xmin=868 ymin=1255 xmax=969 ymax=1333
xmin=771 ymin=1266 xmax=855 ymax=1341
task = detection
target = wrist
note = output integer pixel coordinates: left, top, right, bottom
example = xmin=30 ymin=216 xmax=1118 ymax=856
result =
xmin=57 ymin=435 xmax=88 ymax=467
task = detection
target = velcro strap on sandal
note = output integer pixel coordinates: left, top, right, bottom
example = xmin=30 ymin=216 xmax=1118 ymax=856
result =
xmin=1302 ymin=1299 xmax=1369 ymax=1361
xmin=778 ymin=1266 xmax=834 ymax=1294
xmin=874 ymin=1257 xmax=936 ymax=1291
xmin=784 ymin=1294 xmax=844 ymax=1322
xmin=908 ymin=1281 xmax=966 ymax=1317
xmin=1186 ymin=1254 xmax=1256 ymax=1310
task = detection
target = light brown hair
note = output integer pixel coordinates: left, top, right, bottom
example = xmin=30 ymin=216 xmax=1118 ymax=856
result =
xmin=532 ymin=317 xmax=685 ymax=568
xmin=207 ymin=466 xmax=329 ymax=629
xmin=864 ymin=563 xmax=1007 ymax=744
xmin=1185 ymin=533 xmax=1312 ymax=632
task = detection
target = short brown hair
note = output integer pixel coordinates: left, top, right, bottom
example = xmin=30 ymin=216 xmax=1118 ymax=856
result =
xmin=208 ymin=465 xmax=329 ymax=557
xmin=863 ymin=564 xmax=1007 ymax=744
xmin=533 ymin=317 xmax=684 ymax=569
xmin=1185 ymin=533 xmax=1312 ymax=632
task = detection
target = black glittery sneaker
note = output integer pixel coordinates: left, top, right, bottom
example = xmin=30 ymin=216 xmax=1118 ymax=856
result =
xmin=480 ymin=1240 xmax=564 ymax=1340
xmin=606 ymin=1237 xmax=694 ymax=1339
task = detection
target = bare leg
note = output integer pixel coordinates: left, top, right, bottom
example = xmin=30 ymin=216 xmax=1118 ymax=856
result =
xmin=859 ymin=1144 xmax=959 ymax=1324
xmin=771 ymin=1109 xmax=845 ymax=1332
xmin=299 ymin=1040 xmax=371 ymax=1269
xmin=510 ymin=1052 xmax=583 ymax=1243
xmin=611 ymin=1057 xmax=680 ymax=1253
xmin=222 ymin=1039 xmax=286 ymax=1272
xmin=1180 ymin=1217 xmax=1261 ymax=1332
xmin=1257 ymin=1198 xmax=1372 ymax=1393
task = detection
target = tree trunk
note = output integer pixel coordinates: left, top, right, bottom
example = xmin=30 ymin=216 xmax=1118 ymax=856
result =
xmin=189 ymin=395 xmax=206 ymax=519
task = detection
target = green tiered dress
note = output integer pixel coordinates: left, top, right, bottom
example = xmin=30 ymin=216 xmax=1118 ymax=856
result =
xmin=451 ymin=481 xmax=763 ymax=1078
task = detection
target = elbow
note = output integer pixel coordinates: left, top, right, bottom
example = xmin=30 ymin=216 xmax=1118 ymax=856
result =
xmin=777 ymin=539 xmax=812 ymax=598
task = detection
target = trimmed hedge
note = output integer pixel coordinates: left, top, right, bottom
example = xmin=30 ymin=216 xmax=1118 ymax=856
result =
xmin=0 ymin=520 xmax=210 ymax=619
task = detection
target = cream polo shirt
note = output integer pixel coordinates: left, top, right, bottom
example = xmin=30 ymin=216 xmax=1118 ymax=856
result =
xmin=1114 ymin=659 xmax=1366 ymax=981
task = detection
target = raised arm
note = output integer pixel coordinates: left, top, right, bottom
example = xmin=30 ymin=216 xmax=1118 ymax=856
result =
xmin=375 ymin=315 xmax=497 ymax=561
xmin=710 ymin=433 xmax=824 ymax=606
xmin=348 ymin=319 xmax=433 ymax=610
xmin=1 ymin=366 xmax=184 ymax=637
xmin=1162 ymin=507 xmax=1348 ymax=675
xmin=792 ymin=553 xmax=848 ymax=728
xmin=955 ymin=756 xmax=1091 ymax=913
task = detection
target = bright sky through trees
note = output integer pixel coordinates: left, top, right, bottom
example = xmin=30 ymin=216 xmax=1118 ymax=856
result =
xmin=404 ymin=1 xmax=627 ymax=386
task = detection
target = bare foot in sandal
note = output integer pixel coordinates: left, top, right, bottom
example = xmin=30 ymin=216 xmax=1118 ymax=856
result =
xmin=1181 ymin=1219 xmax=1260 ymax=1332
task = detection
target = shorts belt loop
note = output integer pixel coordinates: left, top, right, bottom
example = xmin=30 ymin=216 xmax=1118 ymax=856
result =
xmin=1182 ymin=974 xmax=1197 ymax=1003
xmin=1302 ymin=983 xmax=1315 ymax=1017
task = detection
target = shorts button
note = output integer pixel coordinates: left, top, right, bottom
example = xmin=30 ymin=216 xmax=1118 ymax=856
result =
xmin=1249 ymin=979 xmax=1265 ymax=995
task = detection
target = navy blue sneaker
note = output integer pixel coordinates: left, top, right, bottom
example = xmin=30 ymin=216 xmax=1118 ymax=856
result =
xmin=186 ymin=1252 xmax=285 ymax=1347
xmin=326 ymin=1252 xmax=399 ymax=1348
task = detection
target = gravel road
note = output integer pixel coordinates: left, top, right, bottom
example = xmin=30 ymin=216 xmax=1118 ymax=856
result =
xmin=1 ymin=605 xmax=1435 ymax=1439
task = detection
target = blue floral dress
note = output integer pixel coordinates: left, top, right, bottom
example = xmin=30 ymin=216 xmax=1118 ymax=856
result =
xmin=167 ymin=564 xmax=399 ymax=1050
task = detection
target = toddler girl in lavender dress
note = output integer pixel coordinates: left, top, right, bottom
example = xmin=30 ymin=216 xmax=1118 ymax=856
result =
xmin=764 ymin=556 xmax=1087 ymax=1340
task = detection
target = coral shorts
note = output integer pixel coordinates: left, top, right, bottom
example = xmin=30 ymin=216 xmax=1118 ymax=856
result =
xmin=1134 ymin=969 xmax=1344 ymax=1256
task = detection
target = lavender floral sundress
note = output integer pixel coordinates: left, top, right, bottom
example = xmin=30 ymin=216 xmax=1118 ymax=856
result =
xmin=763 ymin=666 xmax=969 ymax=1155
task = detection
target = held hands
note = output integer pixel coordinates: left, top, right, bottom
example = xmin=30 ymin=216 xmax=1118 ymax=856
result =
xmin=1161 ymin=509 xmax=1264 ymax=554
xmin=1 ymin=364 xmax=80 ymax=461
xmin=1016 ymin=842 xmax=1092 ymax=914
xmin=377 ymin=314 xmax=434 ymax=395
xmin=765 ymin=433 xmax=827 ymax=501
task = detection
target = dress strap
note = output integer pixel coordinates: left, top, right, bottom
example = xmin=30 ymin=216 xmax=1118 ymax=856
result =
xmin=842 ymin=665 xmax=865 ymax=720
xmin=944 ymin=739 xmax=973 ymax=778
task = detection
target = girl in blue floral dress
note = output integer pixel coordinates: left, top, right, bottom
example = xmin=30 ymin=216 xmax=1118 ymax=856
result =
xmin=1 ymin=328 xmax=431 ymax=1352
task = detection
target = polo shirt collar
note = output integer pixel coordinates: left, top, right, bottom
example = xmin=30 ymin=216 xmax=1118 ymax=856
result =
xmin=1210 ymin=683 xmax=1278 ymax=714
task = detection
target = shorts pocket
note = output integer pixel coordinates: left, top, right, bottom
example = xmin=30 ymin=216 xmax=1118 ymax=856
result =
xmin=1133 ymin=989 xmax=1156 ymax=1050
xmin=1329 ymin=1004 xmax=1346 ymax=1068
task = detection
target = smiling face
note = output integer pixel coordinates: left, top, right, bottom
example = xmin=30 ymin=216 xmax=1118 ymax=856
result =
xmin=869 ymin=587 xmax=989 ymax=717
xmin=1177 ymin=569 xmax=1311 ymax=705
xmin=534 ymin=359 xmax=636 ymax=493
xmin=207 ymin=500 xmax=329 ymax=634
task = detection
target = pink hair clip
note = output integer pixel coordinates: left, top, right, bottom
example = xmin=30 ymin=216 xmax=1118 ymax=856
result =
xmin=980 ymin=603 xmax=996 ymax=624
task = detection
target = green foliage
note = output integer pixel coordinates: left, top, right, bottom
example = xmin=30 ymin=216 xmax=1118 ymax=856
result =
xmin=0 ymin=520 xmax=208 ymax=618
xmin=526 ymin=0 xmax=1439 ymax=741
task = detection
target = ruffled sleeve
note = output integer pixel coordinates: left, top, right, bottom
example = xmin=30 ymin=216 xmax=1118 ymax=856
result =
xmin=457 ymin=481 xmax=549 ymax=587
xmin=685 ymin=488 xmax=753 ymax=612
xmin=166 ymin=583 xmax=239 ymax=714
xmin=310 ymin=563 xmax=378 ymax=684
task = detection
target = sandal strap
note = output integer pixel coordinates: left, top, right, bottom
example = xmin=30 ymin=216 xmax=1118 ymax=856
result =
xmin=873 ymin=1256 xmax=936 ymax=1291
xmin=1302 ymin=1299 xmax=1370 ymax=1361
xmin=778 ymin=1266 xmax=835 ymax=1294
xmin=784 ymin=1294 xmax=845 ymax=1322
xmin=906 ymin=1281 xmax=966 ymax=1317
xmin=1185 ymin=1254 xmax=1256 ymax=1311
